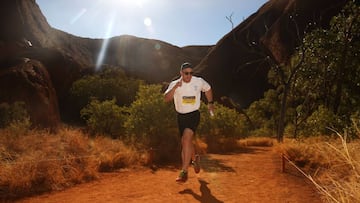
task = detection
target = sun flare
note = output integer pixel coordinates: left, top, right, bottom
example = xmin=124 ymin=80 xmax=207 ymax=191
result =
xmin=144 ymin=17 xmax=152 ymax=27
xmin=105 ymin=0 xmax=146 ymax=8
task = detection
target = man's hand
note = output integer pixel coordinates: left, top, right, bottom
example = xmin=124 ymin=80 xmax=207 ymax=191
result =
xmin=208 ymin=103 xmax=215 ymax=116
xmin=164 ymin=77 xmax=182 ymax=102
xmin=175 ymin=77 xmax=182 ymax=88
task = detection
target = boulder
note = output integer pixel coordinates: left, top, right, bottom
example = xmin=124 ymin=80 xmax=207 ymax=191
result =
xmin=0 ymin=58 xmax=60 ymax=130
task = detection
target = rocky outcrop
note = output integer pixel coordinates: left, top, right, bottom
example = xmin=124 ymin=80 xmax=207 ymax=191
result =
xmin=196 ymin=0 xmax=348 ymax=108
xmin=0 ymin=0 xmax=349 ymax=128
xmin=0 ymin=58 xmax=60 ymax=130
xmin=0 ymin=0 xmax=210 ymax=81
xmin=100 ymin=35 xmax=211 ymax=83
xmin=0 ymin=0 xmax=210 ymax=127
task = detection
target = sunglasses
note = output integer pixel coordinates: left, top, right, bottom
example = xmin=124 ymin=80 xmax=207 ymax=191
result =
xmin=183 ymin=71 xmax=194 ymax=75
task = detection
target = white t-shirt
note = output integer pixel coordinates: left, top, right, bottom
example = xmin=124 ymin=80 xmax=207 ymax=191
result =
xmin=165 ymin=76 xmax=211 ymax=114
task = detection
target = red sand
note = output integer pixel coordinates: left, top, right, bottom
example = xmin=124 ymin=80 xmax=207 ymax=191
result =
xmin=18 ymin=147 xmax=322 ymax=203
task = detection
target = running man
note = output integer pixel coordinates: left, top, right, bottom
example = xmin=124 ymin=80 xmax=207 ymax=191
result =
xmin=164 ymin=62 xmax=214 ymax=183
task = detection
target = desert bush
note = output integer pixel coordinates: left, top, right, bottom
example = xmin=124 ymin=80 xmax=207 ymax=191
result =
xmin=80 ymin=98 xmax=127 ymax=138
xmin=300 ymin=105 xmax=342 ymax=137
xmin=124 ymin=84 xmax=176 ymax=142
xmin=198 ymin=102 xmax=245 ymax=138
xmin=124 ymin=84 xmax=180 ymax=163
xmin=78 ymin=84 xmax=181 ymax=163
xmin=0 ymin=102 xmax=12 ymax=127
xmin=69 ymin=66 xmax=142 ymax=122
xmin=198 ymin=102 xmax=246 ymax=152
xmin=344 ymin=111 xmax=360 ymax=140
xmin=0 ymin=102 xmax=29 ymax=127
xmin=70 ymin=67 xmax=141 ymax=106
xmin=245 ymin=89 xmax=279 ymax=137
xmin=0 ymin=102 xmax=31 ymax=136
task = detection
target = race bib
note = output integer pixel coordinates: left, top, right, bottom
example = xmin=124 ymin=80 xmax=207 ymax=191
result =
xmin=182 ymin=96 xmax=196 ymax=104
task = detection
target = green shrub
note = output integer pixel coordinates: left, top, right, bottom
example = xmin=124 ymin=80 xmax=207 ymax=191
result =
xmin=6 ymin=117 xmax=32 ymax=136
xmin=80 ymin=99 xmax=127 ymax=138
xmin=79 ymin=84 xmax=179 ymax=163
xmin=198 ymin=102 xmax=244 ymax=138
xmin=123 ymin=84 xmax=180 ymax=163
xmin=343 ymin=111 xmax=360 ymax=140
xmin=300 ymin=105 xmax=341 ymax=136
xmin=198 ymin=102 xmax=246 ymax=152
xmin=124 ymin=84 xmax=177 ymax=145
xmin=245 ymin=89 xmax=279 ymax=137
xmin=0 ymin=102 xmax=31 ymax=135
xmin=0 ymin=102 xmax=11 ymax=127
xmin=70 ymin=67 xmax=142 ymax=112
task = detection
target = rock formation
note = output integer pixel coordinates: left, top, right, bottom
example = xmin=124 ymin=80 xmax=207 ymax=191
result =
xmin=0 ymin=0 xmax=348 ymax=128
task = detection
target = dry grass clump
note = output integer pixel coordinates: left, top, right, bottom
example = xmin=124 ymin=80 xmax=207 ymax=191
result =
xmin=315 ymin=134 xmax=360 ymax=203
xmin=275 ymin=137 xmax=331 ymax=171
xmin=276 ymin=135 xmax=360 ymax=203
xmin=0 ymin=127 xmax=144 ymax=201
xmin=203 ymin=136 xmax=274 ymax=153
xmin=90 ymin=136 xmax=144 ymax=172
xmin=238 ymin=137 xmax=274 ymax=147
xmin=205 ymin=137 xmax=243 ymax=153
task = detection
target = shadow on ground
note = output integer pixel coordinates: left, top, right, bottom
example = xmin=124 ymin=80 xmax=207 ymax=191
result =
xmin=200 ymin=155 xmax=235 ymax=173
xmin=201 ymin=146 xmax=270 ymax=173
xmin=179 ymin=179 xmax=224 ymax=203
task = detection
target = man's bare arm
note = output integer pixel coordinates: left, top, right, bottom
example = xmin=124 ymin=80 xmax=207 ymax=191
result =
xmin=205 ymin=89 xmax=213 ymax=103
xmin=164 ymin=80 xmax=182 ymax=102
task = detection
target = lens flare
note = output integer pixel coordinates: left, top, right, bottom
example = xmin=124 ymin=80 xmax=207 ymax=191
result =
xmin=70 ymin=8 xmax=87 ymax=24
xmin=96 ymin=12 xmax=116 ymax=70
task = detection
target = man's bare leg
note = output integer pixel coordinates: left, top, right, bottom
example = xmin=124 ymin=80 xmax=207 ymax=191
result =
xmin=181 ymin=128 xmax=194 ymax=171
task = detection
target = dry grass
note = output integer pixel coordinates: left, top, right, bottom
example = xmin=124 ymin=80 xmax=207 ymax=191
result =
xmin=0 ymin=127 xmax=145 ymax=201
xmin=3 ymin=123 xmax=358 ymax=203
xmin=276 ymin=135 xmax=360 ymax=203
xmin=238 ymin=137 xmax=274 ymax=147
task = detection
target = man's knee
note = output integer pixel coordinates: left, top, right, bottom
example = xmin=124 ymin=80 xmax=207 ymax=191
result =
xmin=183 ymin=128 xmax=194 ymax=136
xmin=182 ymin=128 xmax=194 ymax=143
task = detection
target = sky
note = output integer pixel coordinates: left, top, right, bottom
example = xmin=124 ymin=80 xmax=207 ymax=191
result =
xmin=36 ymin=0 xmax=268 ymax=47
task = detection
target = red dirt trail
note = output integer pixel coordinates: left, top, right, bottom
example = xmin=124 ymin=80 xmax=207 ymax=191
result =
xmin=18 ymin=146 xmax=322 ymax=203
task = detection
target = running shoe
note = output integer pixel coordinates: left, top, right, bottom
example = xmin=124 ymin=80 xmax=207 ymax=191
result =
xmin=191 ymin=154 xmax=201 ymax=174
xmin=176 ymin=170 xmax=188 ymax=183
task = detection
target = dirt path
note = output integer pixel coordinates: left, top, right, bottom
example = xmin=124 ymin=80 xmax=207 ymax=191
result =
xmin=18 ymin=147 xmax=322 ymax=203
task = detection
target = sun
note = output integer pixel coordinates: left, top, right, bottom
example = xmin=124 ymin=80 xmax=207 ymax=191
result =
xmin=144 ymin=17 xmax=152 ymax=27
xmin=106 ymin=0 xmax=146 ymax=8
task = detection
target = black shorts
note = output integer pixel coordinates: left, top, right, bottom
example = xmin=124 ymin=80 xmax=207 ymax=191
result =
xmin=177 ymin=110 xmax=200 ymax=136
